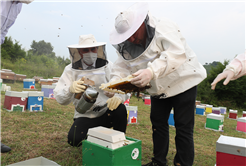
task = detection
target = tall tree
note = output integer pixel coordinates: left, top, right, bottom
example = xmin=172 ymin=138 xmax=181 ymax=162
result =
xmin=30 ymin=40 xmax=54 ymax=56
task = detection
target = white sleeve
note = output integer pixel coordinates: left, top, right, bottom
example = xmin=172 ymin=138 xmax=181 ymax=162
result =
xmin=224 ymin=52 xmax=246 ymax=80
xmin=147 ymin=21 xmax=187 ymax=80
xmin=54 ymin=65 xmax=74 ymax=105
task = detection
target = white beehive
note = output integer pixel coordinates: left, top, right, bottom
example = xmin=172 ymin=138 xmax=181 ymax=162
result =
xmin=87 ymin=126 xmax=126 ymax=150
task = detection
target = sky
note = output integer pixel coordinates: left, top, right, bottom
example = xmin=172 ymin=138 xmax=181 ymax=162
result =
xmin=5 ymin=0 xmax=245 ymax=65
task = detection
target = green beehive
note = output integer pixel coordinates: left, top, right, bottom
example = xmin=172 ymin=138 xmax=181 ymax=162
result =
xmin=205 ymin=113 xmax=224 ymax=131
xmin=82 ymin=136 xmax=141 ymax=166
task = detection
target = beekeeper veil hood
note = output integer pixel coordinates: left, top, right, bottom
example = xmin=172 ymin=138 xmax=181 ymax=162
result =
xmin=68 ymin=34 xmax=107 ymax=70
xmin=109 ymin=2 xmax=155 ymax=60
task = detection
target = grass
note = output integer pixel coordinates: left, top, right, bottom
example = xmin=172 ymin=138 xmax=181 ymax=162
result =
xmin=1 ymin=82 xmax=246 ymax=166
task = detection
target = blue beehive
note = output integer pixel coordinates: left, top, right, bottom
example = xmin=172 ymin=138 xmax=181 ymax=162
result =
xmin=25 ymin=91 xmax=44 ymax=112
xmin=23 ymin=79 xmax=35 ymax=89
xmin=168 ymin=109 xmax=175 ymax=127
xmin=196 ymin=105 xmax=206 ymax=116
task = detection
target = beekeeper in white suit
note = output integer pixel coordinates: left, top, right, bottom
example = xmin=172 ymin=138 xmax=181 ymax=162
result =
xmin=1 ymin=0 xmax=34 ymax=153
xmin=109 ymin=2 xmax=207 ymax=166
xmin=54 ymin=34 xmax=127 ymax=147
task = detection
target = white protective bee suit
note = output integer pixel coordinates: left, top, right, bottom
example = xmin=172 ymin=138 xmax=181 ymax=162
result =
xmin=109 ymin=2 xmax=207 ymax=166
xmin=54 ymin=34 xmax=127 ymax=147
xmin=110 ymin=12 xmax=207 ymax=98
xmin=54 ymin=43 xmax=126 ymax=119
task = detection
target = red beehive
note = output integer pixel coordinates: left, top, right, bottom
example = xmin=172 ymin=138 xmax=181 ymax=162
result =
xmin=216 ymin=135 xmax=246 ymax=166
xmin=228 ymin=109 xmax=238 ymax=120
xmin=4 ymin=91 xmax=28 ymax=112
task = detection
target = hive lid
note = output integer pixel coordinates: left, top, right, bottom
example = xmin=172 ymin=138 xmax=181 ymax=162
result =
xmin=125 ymin=106 xmax=138 ymax=111
xmin=212 ymin=107 xmax=220 ymax=110
xmin=237 ymin=117 xmax=246 ymax=123
xmin=243 ymin=111 xmax=246 ymax=114
xmin=206 ymin=105 xmax=213 ymax=108
xmin=229 ymin=109 xmax=238 ymax=113
xmin=5 ymin=91 xmax=28 ymax=98
xmin=23 ymin=91 xmax=44 ymax=96
xmin=196 ymin=105 xmax=206 ymax=109
xmin=207 ymin=113 xmax=224 ymax=120
xmin=41 ymin=85 xmax=50 ymax=88
xmin=216 ymin=135 xmax=246 ymax=157
xmin=87 ymin=126 xmax=126 ymax=143
xmin=23 ymin=79 xmax=35 ymax=82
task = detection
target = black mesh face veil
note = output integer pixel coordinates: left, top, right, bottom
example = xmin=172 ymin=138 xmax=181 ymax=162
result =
xmin=112 ymin=14 xmax=155 ymax=60
xmin=69 ymin=45 xmax=108 ymax=70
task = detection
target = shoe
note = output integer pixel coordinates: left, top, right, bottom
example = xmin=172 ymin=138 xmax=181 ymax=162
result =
xmin=1 ymin=143 xmax=11 ymax=153
xmin=142 ymin=161 xmax=168 ymax=166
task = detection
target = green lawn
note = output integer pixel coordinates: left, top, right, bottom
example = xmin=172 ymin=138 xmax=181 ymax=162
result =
xmin=1 ymin=82 xmax=245 ymax=166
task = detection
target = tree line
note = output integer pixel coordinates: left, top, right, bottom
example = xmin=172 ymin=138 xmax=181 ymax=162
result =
xmin=1 ymin=36 xmax=70 ymax=78
xmin=1 ymin=36 xmax=245 ymax=109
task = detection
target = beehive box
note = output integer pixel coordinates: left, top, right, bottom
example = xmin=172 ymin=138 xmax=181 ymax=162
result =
xmin=1 ymin=83 xmax=6 ymax=91
xmin=168 ymin=109 xmax=175 ymax=127
xmin=41 ymin=85 xmax=50 ymax=98
xmin=195 ymin=100 xmax=201 ymax=106
xmin=144 ymin=96 xmax=151 ymax=105
xmin=219 ymin=107 xmax=227 ymax=114
xmin=1 ymin=71 xmax=16 ymax=82
xmin=33 ymin=76 xmax=43 ymax=83
xmin=83 ymin=127 xmax=141 ymax=166
xmin=124 ymin=99 xmax=130 ymax=106
xmin=205 ymin=113 xmax=224 ymax=131
xmin=7 ymin=156 xmax=60 ymax=166
xmin=48 ymin=84 xmax=56 ymax=99
xmin=212 ymin=107 xmax=221 ymax=115
xmin=24 ymin=91 xmax=44 ymax=112
xmin=216 ymin=135 xmax=246 ymax=166
xmin=228 ymin=109 xmax=238 ymax=120
xmin=236 ymin=117 xmax=246 ymax=133
xmin=4 ymin=91 xmax=28 ymax=112
xmin=23 ymin=79 xmax=35 ymax=89
xmin=15 ymin=74 xmax=26 ymax=81
xmin=243 ymin=111 xmax=246 ymax=117
xmin=40 ymin=79 xmax=53 ymax=85
xmin=196 ymin=105 xmax=205 ymax=116
xmin=126 ymin=106 xmax=137 ymax=124
xmin=205 ymin=105 xmax=213 ymax=113
xmin=52 ymin=77 xmax=59 ymax=83
xmin=87 ymin=126 xmax=126 ymax=150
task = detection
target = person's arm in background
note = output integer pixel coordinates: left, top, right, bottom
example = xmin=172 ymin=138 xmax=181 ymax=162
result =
xmin=211 ymin=51 xmax=246 ymax=90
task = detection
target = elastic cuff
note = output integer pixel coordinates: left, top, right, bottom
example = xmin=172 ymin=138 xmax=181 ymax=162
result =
xmin=147 ymin=67 xmax=154 ymax=80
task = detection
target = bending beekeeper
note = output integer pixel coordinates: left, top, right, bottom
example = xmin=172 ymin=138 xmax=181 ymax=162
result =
xmin=211 ymin=50 xmax=246 ymax=90
xmin=54 ymin=34 xmax=127 ymax=147
xmin=109 ymin=2 xmax=207 ymax=166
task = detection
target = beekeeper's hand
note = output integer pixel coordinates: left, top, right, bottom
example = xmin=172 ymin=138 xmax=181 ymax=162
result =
xmin=211 ymin=70 xmax=234 ymax=90
xmin=69 ymin=80 xmax=86 ymax=93
xmin=106 ymin=96 xmax=122 ymax=111
xmin=131 ymin=68 xmax=153 ymax=88
xmin=104 ymin=91 xmax=115 ymax=98
xmin=20 ymin=0 xmax=34 ymax=4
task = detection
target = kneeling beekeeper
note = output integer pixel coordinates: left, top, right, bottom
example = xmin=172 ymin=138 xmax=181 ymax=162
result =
xmin=54 ymin=34 xmax=127 ymax=147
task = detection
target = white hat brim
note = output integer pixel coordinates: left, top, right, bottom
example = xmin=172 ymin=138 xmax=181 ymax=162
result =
xmin=109 ymin=2 xmax=149 ymax=45
xmin=67 ymin=42 xmax=106 ymax=48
